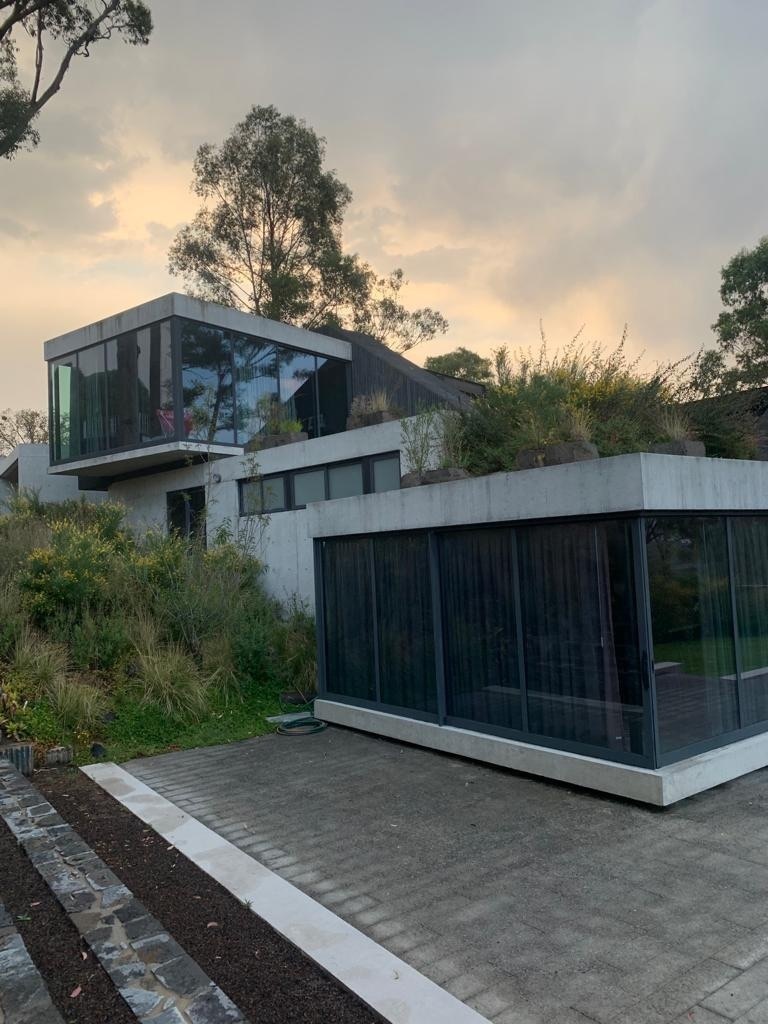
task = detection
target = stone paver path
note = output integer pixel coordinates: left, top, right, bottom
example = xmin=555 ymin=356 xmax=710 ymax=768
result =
xmin=125 ymin=728 xmax=768 ymax=1024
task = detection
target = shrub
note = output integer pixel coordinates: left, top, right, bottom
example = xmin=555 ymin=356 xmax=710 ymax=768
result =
xmin=457 ymin=335 xmax=693 ymax=471
xmin=70 ymin=612 xmax=130 ymax=673
xmin=134 ymin=642 xmax=210 ymax=721
xmin=46 ymin=677 xmax=107 ymax=734
xmin=274 ymin=600 xmax=317 ymax=697
xmin=200 ymin=632 xmax=240 ymax=702
xmin=0 ymin=583 xmax=25 ymax=662
xmin=7 ymin=626 xmax=69 ymax=697
xmin=19 ymin=522 xmax=116 ymax=624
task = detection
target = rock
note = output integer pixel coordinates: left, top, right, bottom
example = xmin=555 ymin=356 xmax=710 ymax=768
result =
xmin=543 ymin=441 xmax=599 ymax=466
xmin=650 ymin=440 xmax=706 ymax=457
xmin=515 ymin=448 xmax=546 ymax=470
xmin=400 ymin=467 xmax=470 ymax=487
xmin=89 ymin=743 xmax=107 ymax=759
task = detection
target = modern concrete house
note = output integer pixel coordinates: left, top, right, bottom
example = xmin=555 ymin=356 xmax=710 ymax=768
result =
xmin=40 ymin=294 xmax=768 ymax=805
xmin=42 ymin=293 xmax=473 ymax=604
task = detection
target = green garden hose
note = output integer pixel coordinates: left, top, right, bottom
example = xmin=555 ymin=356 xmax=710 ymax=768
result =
xmin=276 ymin=717 xmax=327 ymax=736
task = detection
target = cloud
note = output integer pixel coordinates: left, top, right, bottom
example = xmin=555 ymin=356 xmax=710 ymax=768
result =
xmin=2 ymin=0 xmax=768 ymax=408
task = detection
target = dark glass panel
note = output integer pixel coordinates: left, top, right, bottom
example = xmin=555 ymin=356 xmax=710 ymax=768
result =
xmin=322 ymin=538 xmax=376 ymax=700
xmin=373 ymin=456 xmax=401 ymax=493
xmin=50 ymin=356 xmax=78 ymax=461
xmin=76 ymin=344 xmax=107 ymax=455
xmin=647 ymin=517 xmax=737 ymax=753
xmin=519 ymin=520 xmax=645 ymax=754
xmin=440 ymin=529 xmax=522 ymax=730
xmin=316 ymin=357 xmax=349 ymax=435
xmin=137 ymin=322 xmax=174 ymax=442
xmin=106 ymin=334 xmax=140 ymax=449
xmin=239 ymin=479 xmax=260 ymax=516
xmin=233 ymin=335 xmax=278 ymax=444
xmin=328 ymin=462 xmax=364 ymax=500
xmin=294 ymin=469 xmax=326 ymax=507
xmin=279 ymin=350 xmax=317 ymax=436
xmin=374 ymin=535 xmax=437 ymax=713
xmin=181 ymin=320 xmax=235 ymax=443
xmin=262 ymin=476 xmax=286 ymax=512
xmin=167 ymin=486 xmax=206 ymax=541
xmin=731 ymin=518 xmax=768 ymax=726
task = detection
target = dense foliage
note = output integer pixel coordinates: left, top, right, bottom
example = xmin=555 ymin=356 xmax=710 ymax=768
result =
xmin=0 ymin=0 xmax=152 ymax=159
xmin=451 ymin=335 xmax=757 ymax=475
xmin=168 ymin=104 xmax=448 ymax=352
xmin=0 ymin=495 xmax=315 ymax=761
xmin=424 ymin=347 xmax=493 ymax=384
xmin=0 ymin=407 xmax=48 ymax=455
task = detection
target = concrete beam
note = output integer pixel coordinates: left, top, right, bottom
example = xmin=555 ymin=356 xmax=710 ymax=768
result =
xmin=314 ymin=700 xmax=768 ymax=806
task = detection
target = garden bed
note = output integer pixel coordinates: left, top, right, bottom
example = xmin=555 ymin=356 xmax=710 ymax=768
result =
xmin=0 ymin=815 xmax=135 ymax=1024
xmin=35 ymin=767 xmax=380 ymax=1024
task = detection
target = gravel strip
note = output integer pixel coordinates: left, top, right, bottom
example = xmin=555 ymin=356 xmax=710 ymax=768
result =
xmin=0 ymin=759 xmax=247 ymax=1024
xmin=36 ymin=767 xmax=381 ymax=1024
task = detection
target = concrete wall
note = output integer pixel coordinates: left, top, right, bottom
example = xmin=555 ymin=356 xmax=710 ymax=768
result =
xmin=44 ymin=292 xmax=352 ymax=362
xmin=0 ymin=445 xmax=105 ymax=509
xmin=108 ymin=419 xmax=408 ymax=608
xmin=306 ymin=452 xmax=768 ymax=540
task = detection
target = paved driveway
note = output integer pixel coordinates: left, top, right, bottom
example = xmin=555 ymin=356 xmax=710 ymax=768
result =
xmin=124 ymin=728 xmax=768 ymax=1024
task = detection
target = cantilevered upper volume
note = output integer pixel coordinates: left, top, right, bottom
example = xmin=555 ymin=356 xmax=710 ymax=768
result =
xmin=43 ymin=293 xmax=469 ymax=481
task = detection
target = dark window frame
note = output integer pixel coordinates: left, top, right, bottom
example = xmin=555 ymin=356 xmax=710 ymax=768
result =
xmin=315 ymin=510 xmax=768 ymax=771
xmin=48 ymin=314 xmax=353 ymax=467
xmin=238 ymin=451 xmax=401 ymax=516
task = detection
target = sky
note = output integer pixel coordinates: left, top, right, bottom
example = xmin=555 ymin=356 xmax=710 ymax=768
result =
xmin=1 ymin=0 xmax=767 ymax=410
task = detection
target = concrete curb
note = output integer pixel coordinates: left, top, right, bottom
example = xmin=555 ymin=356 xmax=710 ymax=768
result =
xmin=82 ymin=762 xmax=492 ymax=1024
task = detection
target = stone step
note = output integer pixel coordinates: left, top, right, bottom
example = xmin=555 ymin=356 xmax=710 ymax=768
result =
xmin=0 ymin=760 xmax=249 ymax=1024
xmin=0 ymin=900 xmax=64 ymax=1024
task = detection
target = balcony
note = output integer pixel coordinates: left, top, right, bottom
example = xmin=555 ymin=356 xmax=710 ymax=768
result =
xmin=44 ymin=294 xmax=352 ymax=480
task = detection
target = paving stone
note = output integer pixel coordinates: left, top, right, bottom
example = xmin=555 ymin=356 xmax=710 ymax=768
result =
xmin=152 ymin=955 xmax=211 ymax=997
xmin=119 ymin=984 xmax=163 ymax=1015
xmin=187 ymin=985 xmax=245 ymax=1023
xmin=702 ymin=958 xmax=768 ymax=1019
xmin=123 ymin=729 xmax=768 ymax=1024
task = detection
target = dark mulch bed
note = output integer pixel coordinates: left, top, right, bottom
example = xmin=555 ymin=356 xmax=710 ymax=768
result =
xmin=36 ymin=767 xmax=380 ymax=1024
xmin=0 ymin=818 xmax=135 ymax=1024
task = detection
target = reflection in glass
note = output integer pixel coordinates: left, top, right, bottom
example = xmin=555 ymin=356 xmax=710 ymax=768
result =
xmin=181 ymin=322 xmax=235 ymax=443
xmin=138 ymin=322 xmax=174 ymax=442
xmin=316 ymin=356 xmax=349 ymax=435
xmin=519 ymin=520 xmax=644 ymax=754
xmin=647 ymin=517 xmax=737 ymax=753
xmin=732 ymin=518 xmax=768 ymax=726
xmin=76 ymin=345 xmax=107 ymax=455
xmin=440 ymin=529 xmax=522 ymax=730
xmin=374 ymin=535 xmax=437 ymax=713
xmin=106 ymin=334 xmax=139 ymax=449
xmin=322 ymin=538 xmax=376 ymax=700
xmin=233 ymin=336 xmax=277 ymax=444
xmin=279 ymin=350 xmax=317 ymax=435
xmin=51 ymin=357 xmax=77 ymax=461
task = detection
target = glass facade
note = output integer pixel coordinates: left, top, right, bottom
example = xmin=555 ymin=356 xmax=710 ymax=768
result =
xmin=48 ymin=316 xmax=350 ymax=465
xmin=318 ymin=514 xmax=768 ymax=768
